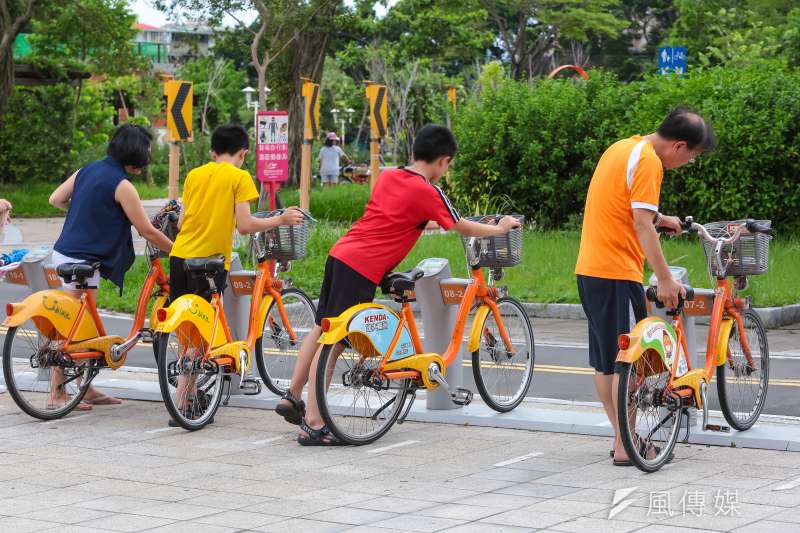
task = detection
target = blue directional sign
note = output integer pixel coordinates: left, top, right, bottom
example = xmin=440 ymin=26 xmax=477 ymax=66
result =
xmin=658 ymin=46 xmax=687 ymax=76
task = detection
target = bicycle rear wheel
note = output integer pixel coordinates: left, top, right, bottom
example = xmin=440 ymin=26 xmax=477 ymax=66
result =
xmin=717 ymin=309 xmax=769 ymax=431
xmin=472 ymin=297 xmax=535 ymax=412
xmin=256 ymin=288 xmax=317 ymax=396
xmin=617 ymin=359 xmax=681 ymax=473
xmin=156 ymin=330 xmax=224 ymax=431
xmin=2 ymin=321 xmax=93 ymax=420
xmin=316 ymin=341 xmax=410 ymax=445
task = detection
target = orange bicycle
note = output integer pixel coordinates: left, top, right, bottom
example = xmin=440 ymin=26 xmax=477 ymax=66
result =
xmin=617 ymin=217 xmax=772 ymax=472
xmin=2 ymin=203 xmax=178 ymax=420
xmin=314 ymin=215 xmax=534 ymax=445
xmin=154 ymin=210 xmax=316 ymax=430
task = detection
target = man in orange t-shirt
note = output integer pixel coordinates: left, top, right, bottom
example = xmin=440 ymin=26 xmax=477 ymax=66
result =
xmin=575 ymin=107 xmax=716 ymax=465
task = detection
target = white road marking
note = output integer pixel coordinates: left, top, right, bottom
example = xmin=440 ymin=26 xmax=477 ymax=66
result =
xmin=493 ymin=451 xmax=543 ymax=467
xmin=41 ymin=414 xmax=92 ymax=425
xmin=146 ymin=426 xmax=179 ymax=434
xmin=251 ymin=436 xmax=283 ymax=445
xmin=367 ymin=440 xmax=420 ymax=454
xmin=773 ymin=477 xmax=800 ymax=491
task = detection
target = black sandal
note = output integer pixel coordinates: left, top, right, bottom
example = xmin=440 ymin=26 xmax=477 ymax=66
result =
xmin=297 ymin=420 xmax=343 ymax=446
xmin=613 ymin=437 xmax=674 ymax=466
xmin=275 ymin=391 xmax=305 ymax=426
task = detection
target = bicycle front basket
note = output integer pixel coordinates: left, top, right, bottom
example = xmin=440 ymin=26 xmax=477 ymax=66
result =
xmin=460 ymin=214 xmax=525 ymax=268
xmin=701 ymin=220 xmax=771 ymax=277
xmin=254 ymin=210 xmax=310 ymax=261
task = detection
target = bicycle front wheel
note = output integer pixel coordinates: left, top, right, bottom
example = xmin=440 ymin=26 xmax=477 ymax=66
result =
xmin=617 ymin=360 xmax=681 ymax=473
xmin=256 ymin=288 xmax=317 ymax=396
xmin=2 ymin=321 xmax=93 ymax=420
xmin=316 ymin=341 xmax=410 ymax=445
xmin=472 ymin=297 xmax=535 ymax=412
xmin=717 ymin=309 xmax=769 ymax=431
xmin=156 ymin=330 xmax=224 ymax=431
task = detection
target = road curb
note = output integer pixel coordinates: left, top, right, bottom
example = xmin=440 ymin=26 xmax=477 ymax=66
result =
xmin=90 ymin=376 xmax=800 ymax=453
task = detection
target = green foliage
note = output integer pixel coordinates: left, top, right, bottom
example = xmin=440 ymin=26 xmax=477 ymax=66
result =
xmin=0 ymin=83 xmax=115 ymax=183
xmin=28 ymin=0 xmax=144 ymax=76
xmin=177 ymin=56 xmax=247 ymax=133
xmin=279 ymin=184 xmax=371 ymax=224
xmin=452 ymin=62 xmax=800 ymax=233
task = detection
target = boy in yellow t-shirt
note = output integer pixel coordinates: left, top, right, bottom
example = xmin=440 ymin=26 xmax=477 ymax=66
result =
xmin=168 ymin=124 xmax=302 ymax=426
xmin=170 ymin=124 xmax=303 ymax=300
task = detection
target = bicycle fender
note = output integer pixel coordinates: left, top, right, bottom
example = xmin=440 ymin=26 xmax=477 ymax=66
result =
xmin=256 ymin=294 xmax=276 ymax=336
xmin=318 ymin=303 xmax=415 ymax=360
xmin=715 ymin=318 xmax=735 ymax=366
xmin=4 ymin=290 xmax=99 ymax=342
xmin=154 ymin=294 xmax=227 ymax=347
xmin=616 ymin=316 xmax=678 ymax=376
xmin=467 ymin=305 xmax=492 ymax=353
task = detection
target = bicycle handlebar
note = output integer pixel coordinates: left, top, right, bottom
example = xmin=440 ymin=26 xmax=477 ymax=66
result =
xmin=646 ymin=285 xmax=695 ymax=309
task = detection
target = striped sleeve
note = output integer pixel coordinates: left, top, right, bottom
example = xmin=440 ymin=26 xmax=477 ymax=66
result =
xmin=425 ymin=184 xmax=460 ymax=230
xmin=628 ymin=149 xmax=663 ymax=213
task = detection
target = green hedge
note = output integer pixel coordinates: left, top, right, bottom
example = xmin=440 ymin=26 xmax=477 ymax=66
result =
xmin=452 ymin=62 xmax=800 ymax=233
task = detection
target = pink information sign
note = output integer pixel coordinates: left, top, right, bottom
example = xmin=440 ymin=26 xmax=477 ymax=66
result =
xmin=256 ymin=110 xmax=289 ymax=183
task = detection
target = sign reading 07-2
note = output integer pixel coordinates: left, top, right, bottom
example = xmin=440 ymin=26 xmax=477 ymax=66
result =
xmin=164 ymin=80 xmax=193 ymax=142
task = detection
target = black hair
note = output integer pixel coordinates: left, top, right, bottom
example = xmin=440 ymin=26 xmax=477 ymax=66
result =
xmin=324 ymin=138 xmax=334 ymax=147
xmin=412 ymin=124 xmax=458 ymax=163
xmin=657 ymin=107 xmax=717 ymax=151
xmin=211 ymin=124 xmax=250 ymax=156
xmin=107 ymin=124 xmax=153 ymax=168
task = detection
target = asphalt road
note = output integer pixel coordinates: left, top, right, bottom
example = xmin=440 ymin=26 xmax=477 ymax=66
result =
xmin=1 ymin=282 xmax=798 ymax=417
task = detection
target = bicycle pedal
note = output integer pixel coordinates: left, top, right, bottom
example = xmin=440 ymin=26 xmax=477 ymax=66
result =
xmin=451 ymin=387 xmax=473 ymax=406
xmin=704 ymin=424 xmax=730 ymax=433
xmin=140 ymin=329 xmax=154 ymax=344
xmin=239 ymin=378 xmax=262 ymax=396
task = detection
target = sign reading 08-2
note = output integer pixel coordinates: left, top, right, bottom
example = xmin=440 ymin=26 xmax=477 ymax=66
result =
xmin=164 ymin=80 xmax=193 ymax=142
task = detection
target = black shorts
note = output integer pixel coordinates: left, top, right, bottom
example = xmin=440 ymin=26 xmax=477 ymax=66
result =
xmin=169 ymin=256 xmax=228 ymax=303
xmin=577 ymin=274 xmax=646 ymax=375
xmin=315 ymin=256 xmax=377 ymax=325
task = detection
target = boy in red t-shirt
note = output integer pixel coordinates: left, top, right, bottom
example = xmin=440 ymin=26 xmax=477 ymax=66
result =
xmin=276 ymin=124 xmax=520 ymax=445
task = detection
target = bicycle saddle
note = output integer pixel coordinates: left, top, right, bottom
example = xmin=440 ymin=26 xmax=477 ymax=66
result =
xmin=56 ymin=262 xmax=101 ymax=284
xmin=380 ymin=268 xmax=424 ymax=295
xmin=184 ymin=255 xmax=226 ymax=275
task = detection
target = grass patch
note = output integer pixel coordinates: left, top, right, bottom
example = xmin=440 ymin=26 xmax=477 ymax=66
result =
xmin=220 ymin=226 xmax=800 ymax=310
xmin=1 ymin=181 xmax=169 ymax=218
xmin=278 ymin=184 xmax=370 ymax=224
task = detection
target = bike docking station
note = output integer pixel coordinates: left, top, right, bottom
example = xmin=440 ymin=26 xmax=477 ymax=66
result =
xmin=223 ymin=252 xmax=259 ymax=397
xmin=413 ymin=257 xmax=468 ymax=410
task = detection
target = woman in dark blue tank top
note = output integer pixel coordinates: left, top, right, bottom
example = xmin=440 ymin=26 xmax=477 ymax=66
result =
xmin=48 ymin=125 xmax=174 ymax=408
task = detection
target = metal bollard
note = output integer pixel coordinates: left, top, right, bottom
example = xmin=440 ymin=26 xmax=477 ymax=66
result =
xmin=414 ymin=258 xmax=467 ymax=410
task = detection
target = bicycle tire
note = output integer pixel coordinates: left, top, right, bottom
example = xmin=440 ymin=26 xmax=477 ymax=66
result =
xmin=617 ymin=360 xmax=681 ymax=473
xmin=255 ymin=287 xmax=317 ymax=396
xmin=316 ymin=342 xmax=410 ymax=445
xmin=471 ymin=297 xmax=535 ymax=412
xmin=3 ymin=324 xmax=92 ymax=420
xmin=717 ymin=308 xmax=769 ymax=431
xmin=156 ymin=331 xmax=224 ymax=431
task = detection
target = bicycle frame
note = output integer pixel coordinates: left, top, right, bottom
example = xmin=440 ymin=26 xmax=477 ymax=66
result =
xmin=319 ymin=267 xmax=516 ymax=387
xmin=4 ymin=256 xmax=170 ymax=369
xmin=617 ymin=276 xmax=751 ymax=409
xmin=156 ymin=256 xmax=298 ymax=377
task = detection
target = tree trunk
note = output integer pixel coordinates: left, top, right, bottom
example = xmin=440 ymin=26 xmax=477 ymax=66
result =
xmin=286 ymin=1 xmax=340 ymax=187
xmin=0 ymin=0 xmax=37 ymax=114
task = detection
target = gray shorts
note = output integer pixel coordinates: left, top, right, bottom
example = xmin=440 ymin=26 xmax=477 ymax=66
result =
xmin=321 ymin=173 xmax=338 ymax=184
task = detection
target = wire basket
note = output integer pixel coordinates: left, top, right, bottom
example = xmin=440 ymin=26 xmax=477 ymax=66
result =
xmin=460 ymin=215 xmax=525 ymax=268
xmin=146 ymin=210 xmax=180 ymax=259
xmin=701 ymin=220 xmax=771 ymax=278
xmin=254 ymin=210 xmax=310 ymax=261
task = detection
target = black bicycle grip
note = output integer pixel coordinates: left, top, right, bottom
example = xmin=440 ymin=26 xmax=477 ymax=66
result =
xmin=646 ymin=285 xmax=694 ymax=309
xmin=745 ymin=219 xmax=772 ymax=236
xmin=166 ymin=211 xmax=179 ymax=222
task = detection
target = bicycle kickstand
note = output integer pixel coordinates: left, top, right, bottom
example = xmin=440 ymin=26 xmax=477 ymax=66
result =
xmin=397 ymin=387 xmax=418 ymax=425
xmin=682 ymin=409 xmax=691 ymax=444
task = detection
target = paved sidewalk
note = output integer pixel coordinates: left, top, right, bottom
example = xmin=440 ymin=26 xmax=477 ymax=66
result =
xmin=0 ymin=395 xmax=799 ymax=532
